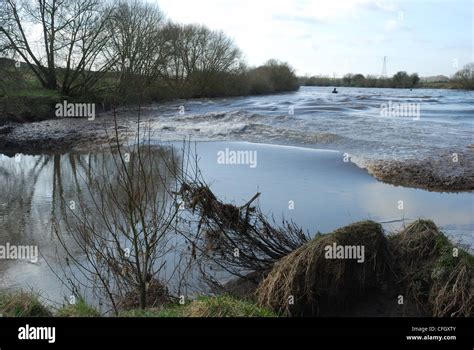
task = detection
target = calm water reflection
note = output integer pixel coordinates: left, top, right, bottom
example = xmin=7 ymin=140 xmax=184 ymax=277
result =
xmin=0 ymin=142 xmax=473 ymax=303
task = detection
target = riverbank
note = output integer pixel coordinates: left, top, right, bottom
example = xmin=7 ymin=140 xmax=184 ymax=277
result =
xmin=0 ymin=293 xmax=276 ymax=317
xmin=1 ymin=220 xmax=472 ymax=317
xmin=0 ymin=109 xmax=131 ymax=155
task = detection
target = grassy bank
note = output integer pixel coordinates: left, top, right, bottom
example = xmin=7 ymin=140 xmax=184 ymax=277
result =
xmin=119 ymin=296 xmax=277 ymax=318
xmin=256 ymin=220 xmax=473 ymax=317
xmin=0 ymin=291 xmax=52 ymax=317
xmin=0 ymin=220 xmax=471 ymax=318
xmin=0 ymin=90 xmax=62 ymax=124
xmin=0 ymin=294 xmax=275 ymax=318
xmin=0 ymin=59 xmax=299 ymax=125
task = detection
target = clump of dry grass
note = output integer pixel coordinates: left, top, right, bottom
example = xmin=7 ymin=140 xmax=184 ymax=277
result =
xmin=184 ymin=295 xmax=277 ymax=317
xmin=431 ymin=260 xmax=473 ymax=317
xmin=391 ymin=219 xmax=473 ymax=317
xmin=0 ymin=291 xmax=52 ymax=317
xmin=391 ymin=220 xmax=439 ymax=267
xmin=256 ymin=221 xmax=391 ymax=316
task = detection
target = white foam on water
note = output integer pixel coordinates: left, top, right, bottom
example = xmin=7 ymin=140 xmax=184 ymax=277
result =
xmin=143 ymin=86 xmax=473 ymax=176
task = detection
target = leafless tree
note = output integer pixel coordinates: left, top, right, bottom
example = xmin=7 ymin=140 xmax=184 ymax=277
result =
xmin=159 ymin=23 xmax=242 ymax=96
xmin=453 ymin=63 xmax=474 ymax=89
xmin=103 ymin=0 xmax=167 ymax=96
xmin=53 ymin=115 xmax=197 ymax=314
xmin=0 ymin=0 xmax=114 ymax=93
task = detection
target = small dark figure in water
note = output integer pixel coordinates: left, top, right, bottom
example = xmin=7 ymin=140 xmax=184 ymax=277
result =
xmin=332 ymin=88 xmax=338 ymax=94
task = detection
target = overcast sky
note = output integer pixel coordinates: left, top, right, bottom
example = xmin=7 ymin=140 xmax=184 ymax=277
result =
xmin=154 ymin=0 xmax=473 ymax=77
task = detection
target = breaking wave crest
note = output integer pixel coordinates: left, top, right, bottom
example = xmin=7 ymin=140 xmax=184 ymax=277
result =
xmin=140 ymin=86 xmax=473 ymax=176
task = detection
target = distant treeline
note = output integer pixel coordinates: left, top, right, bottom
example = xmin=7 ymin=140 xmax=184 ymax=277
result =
xmin=300 ymin=63 xmax=474 ymax=90
xmin=447 ymin=63 xmax=474 ymax=89
xmin=301 ymin=71 xmax=421 ymax=89
xmin=0 ymin=0 xmax=299 ymax=105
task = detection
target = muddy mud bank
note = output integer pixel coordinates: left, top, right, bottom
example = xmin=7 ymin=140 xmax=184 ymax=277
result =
xmin=366 ymin=152 xmax=474 ymax=192
xmin=0 ymin=113 xmax=135 ymax=155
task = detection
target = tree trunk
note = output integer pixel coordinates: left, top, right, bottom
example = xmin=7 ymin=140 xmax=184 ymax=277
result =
xmin=139 ymin=283 xmax=147 ymax=309
xmin=44 ymin=70 xmax=58 ymax=90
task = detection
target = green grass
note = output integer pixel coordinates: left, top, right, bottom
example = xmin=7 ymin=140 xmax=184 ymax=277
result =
xmin=119 ymin=295 xmax=278 ymax=318
xmin=0 ymin=91 xmax=61 ymax=123
xmin=0 ymin=291 xmax=52 ymax=317
xmin=7 ymin=88 xmax=61 ymax=98
xmin=119 ymin=306 xmax=185 ymax=318
xmin=432 ymin=231 xmax=474 ymax=278
xmin=182 ymin=295 xmax=277 ymax=317
xmin=0 ymin=291 xmax=276 ymax=318
xmin=55 ymin=299 xmax=101 ymax=317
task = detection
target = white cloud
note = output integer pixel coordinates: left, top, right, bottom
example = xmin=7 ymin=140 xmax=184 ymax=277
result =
xmin=149 ymin=0 xmax=464 ymax=76
xmin=384 ymin=19 xmax=399 ymax=31
xmin=155 ymin=0 xmax=398 ymax=25
xmin=154 ymin=0 xmax=399 ymax=63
